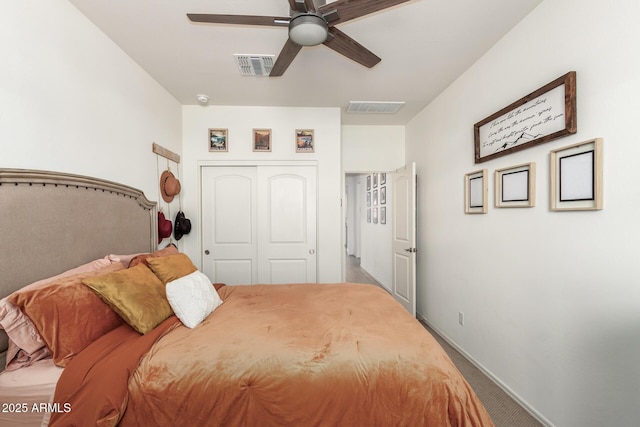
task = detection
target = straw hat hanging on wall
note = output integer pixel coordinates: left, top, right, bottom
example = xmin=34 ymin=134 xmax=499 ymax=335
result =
xmin=160 ymin=170 xmax=181 ymax=203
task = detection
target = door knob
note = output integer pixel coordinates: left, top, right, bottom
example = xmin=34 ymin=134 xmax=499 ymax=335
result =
xmin=309 ymin=249 xmax=315 ymax=254
xmin=204 ymin=250 xmax=210 ymax=255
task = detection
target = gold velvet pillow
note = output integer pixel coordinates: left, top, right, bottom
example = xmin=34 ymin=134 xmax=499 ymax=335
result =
xmin=146 ymin=253 xmax=197 ymax=284
xmin=83 ymin=263 xmax=173 ymax=334
xmin=9 ymin=263 xmax=126 ymax=367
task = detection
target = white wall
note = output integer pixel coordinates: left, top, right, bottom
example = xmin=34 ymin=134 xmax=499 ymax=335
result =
xmin=0 ymin=0 xmax=182 ymax=200
xmin=406 ymin=0 xmax=640 ymax=426
xmin=342 ymin=125 xmax=405 ymax=172
xmin=181 ymin=106 xmax=342 ymax=283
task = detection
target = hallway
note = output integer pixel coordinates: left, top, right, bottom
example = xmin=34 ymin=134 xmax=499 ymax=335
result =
xmin=345 ymin=254 xmax=383 ymax=287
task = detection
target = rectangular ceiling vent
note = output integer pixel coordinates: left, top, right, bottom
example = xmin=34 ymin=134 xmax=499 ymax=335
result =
xmin=234 ymin=54 xmax=275 ymax=76
xmin=347 ymin=101 xmax=406 ymax=114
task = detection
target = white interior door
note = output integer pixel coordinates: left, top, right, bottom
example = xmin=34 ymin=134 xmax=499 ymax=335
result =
xmin=201 ymin=167 xmax=257 ymax=285
xmin=391 ymin=162 xmax=417 ymax=316
xmin=201 ymin=165 xmax=317 ymax=285
xmin=257 ymin=166 xmax=317 ymax=283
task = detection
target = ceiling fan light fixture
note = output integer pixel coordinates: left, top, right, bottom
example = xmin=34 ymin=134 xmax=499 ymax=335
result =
xmin=288 ymin=13 xmax=328 ymax=46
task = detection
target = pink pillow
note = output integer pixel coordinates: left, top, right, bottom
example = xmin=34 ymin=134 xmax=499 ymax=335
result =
xmin=0 ymin=258 xmax=120 ymax=370
xmin=107 ymin=253 xmax=146 ymax=268
xmin=14 ymin=256 xmax=113 ymax=295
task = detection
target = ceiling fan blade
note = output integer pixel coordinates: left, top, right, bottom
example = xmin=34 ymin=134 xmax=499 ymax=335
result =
xmin=323 ymin=27 xmax=381 ymax=68
xmin=304 ymin=0 xmax=317 ymax=12
xmin=187 ymin=14 xmax=289 ymax=27
xmin=270 ymin=39 xmax=304 ymax=76
xmin=291 ymin=0 xmax=315 ymax=12
xmin=318 ymin=0 xmax=410 ymax=26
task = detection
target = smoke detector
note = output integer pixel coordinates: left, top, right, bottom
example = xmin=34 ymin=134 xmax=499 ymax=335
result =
xmin=196 ymin=94 xmax=209 ymax=105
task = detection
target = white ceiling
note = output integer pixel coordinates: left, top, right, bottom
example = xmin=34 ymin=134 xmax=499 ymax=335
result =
xmin=67 ymin=0 xmax=542 ymax=125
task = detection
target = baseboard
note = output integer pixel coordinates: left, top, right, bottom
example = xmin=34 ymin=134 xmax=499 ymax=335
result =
xmin=416 ymin=314 xmax=554 ymax=427
xmin=359 ymin=266 xmax=391 ymax=293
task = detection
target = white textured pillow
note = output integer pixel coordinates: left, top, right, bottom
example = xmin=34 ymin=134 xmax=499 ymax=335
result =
xmin=165 ymin=270 xmax=222 ymax=328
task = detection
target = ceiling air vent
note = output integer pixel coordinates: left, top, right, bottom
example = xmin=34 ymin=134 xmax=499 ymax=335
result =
xmin=347 ymin=101 xmax=405 ymax=114
xmin=234 ymin=54 xmax=275 ymax=76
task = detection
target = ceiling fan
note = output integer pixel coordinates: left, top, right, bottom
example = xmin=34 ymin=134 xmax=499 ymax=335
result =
xmin=187 ymin=0 xmax=410 ymax=77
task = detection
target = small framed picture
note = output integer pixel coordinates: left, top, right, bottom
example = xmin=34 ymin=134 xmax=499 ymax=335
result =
xmin=253 ymin=129 xmax=272 ymax=152
xmin=550 ymin=138 xmax=603 ymax=211
xmin=465 ymin=169 xmax=488 ymax=214
xmin=295 ymin=129 xmax=314 ymax=153
xmin=208 ymin=128 xmax=228 ymax=152
xmin=495 ymin=163 xmax=536 ymax=208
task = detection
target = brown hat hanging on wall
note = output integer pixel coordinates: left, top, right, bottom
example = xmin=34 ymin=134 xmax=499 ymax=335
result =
xmin=174 ymin=211 xmax=192 ymax=241
xmin=160 ymin=170 xmax=181 ymax=203
xmin=158 ymin=212 xmax=173 ymax=243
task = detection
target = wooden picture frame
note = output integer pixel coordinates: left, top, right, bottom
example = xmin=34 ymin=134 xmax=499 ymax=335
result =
xmin=295 ymin=129 xmax=314 ymax=153
xmin=252 ymin=129 xmax=271 ymax=152
xmin=474 ymin=71 xmax=577 ymax=163
xmin=208 ymin=128 xmax=228 ymax=152
xmin=495 ymin=162 xmax=536 ymax=208
xmin=550 ymin=138 xmax=603 ymax=211
xmin=465 ymin=169 xmax=488 ymax=214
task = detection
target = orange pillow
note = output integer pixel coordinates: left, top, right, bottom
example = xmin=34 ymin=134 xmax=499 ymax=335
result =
xmin=9 ymin=263 xmax=125 ymax=367
xmin=129 ymin=244 xmax=178 ymax=268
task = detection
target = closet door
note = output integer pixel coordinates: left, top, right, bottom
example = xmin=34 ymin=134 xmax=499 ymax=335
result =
xmin=257 ymin=166 xmax=317 ymax=283
xmin=201 ymin=167 xmax=257 ymax=285
xmin=201 ymin=165 xmax=317 ymax=285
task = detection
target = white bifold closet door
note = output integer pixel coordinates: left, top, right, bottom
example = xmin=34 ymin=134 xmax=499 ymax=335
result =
xmin=201 ymin=165 xmax=317 ymax=285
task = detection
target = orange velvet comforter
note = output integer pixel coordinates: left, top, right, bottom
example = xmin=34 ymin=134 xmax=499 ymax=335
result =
xmin=54 ymin=283 xmax=494 ymax=426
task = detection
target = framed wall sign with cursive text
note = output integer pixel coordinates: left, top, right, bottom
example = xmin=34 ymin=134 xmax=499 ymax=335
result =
xmin=474 ymin=72 xmax=577 ymax=163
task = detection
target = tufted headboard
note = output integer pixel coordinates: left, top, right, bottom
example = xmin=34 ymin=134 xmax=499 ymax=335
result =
xmin=0 ymin=169 xmax=157 ymax=367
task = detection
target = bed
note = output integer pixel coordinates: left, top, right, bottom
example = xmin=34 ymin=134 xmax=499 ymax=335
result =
xmin=0 ymin=169 xmax=494 ymax=427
